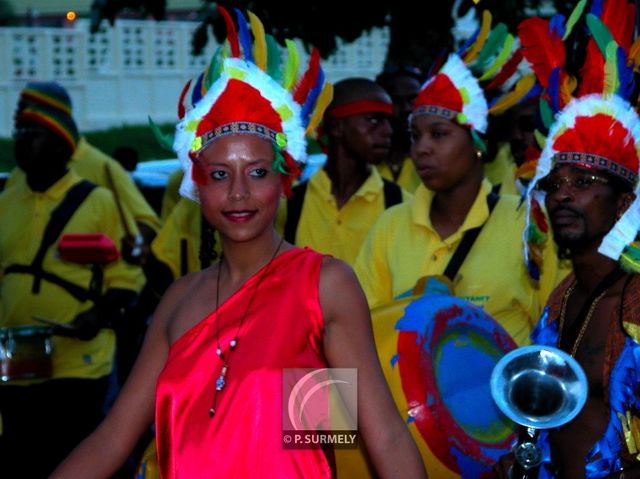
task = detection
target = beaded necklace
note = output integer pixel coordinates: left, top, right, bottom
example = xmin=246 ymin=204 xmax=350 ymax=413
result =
xmin=209 ymin=236 xmax=285 ymax=418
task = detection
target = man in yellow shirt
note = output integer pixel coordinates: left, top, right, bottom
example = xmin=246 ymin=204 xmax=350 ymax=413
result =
xmin=5 ymin=82 xmax=162 ymax=263
xmin=280 ymin=78 xmax=412 ymax=266
xmin=0 ymin=95 xmax=144 ymax=477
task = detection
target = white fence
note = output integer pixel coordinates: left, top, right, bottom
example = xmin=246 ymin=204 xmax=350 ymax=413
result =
xmin=0 ymin=19 xmax=390 ymax=138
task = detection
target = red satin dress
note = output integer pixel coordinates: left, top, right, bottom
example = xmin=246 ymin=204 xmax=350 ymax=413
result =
xmin=155 ymin=248 xmax=333 ymax=478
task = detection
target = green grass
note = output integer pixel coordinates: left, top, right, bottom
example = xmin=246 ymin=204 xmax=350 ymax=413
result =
xmin=0 ymin=123 xmax=176 ymax=172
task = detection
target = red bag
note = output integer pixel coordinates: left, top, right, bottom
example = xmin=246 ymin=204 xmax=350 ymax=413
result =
xmin=58 ymin=233 xmax=120 ymax=264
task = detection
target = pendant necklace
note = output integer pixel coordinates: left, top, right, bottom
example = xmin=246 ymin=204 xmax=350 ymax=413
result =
xmin=209 ymin=236 xmax=285 ymax=418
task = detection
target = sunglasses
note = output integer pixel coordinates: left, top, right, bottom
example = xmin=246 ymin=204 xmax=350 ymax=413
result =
xmin=537 ymin=172 xmax=610 ymax=194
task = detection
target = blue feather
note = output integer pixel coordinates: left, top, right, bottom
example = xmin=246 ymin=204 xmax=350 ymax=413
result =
xmin=522 ymin=83 xmax=543 ymax=103
xmin=457 ymin=27 xmax=480 ymax=57
xmin=234 ymin=9 xmax=253 ymax=63
xmin=617 ymin=46 xmax=635 ymax=99
xmin=549 ymin=14 xmax=566 ymax=39
xmin=426 ymin=48 xmax=448 ymax=81
xmin=548 ymin=67 xmax=561 ymax=113
xmin=590 ymin=0 xmax=603 ymax=16
xmin=191 ymin=72 xmax=205 ymax=106
xmin=301 ymin=69 xmax=325 ymax=125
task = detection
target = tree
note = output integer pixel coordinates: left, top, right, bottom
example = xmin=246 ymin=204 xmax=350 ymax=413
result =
xmin=90 ymin=0 xmax=571 ymax=72
xmin=0 ymin=0 xmax=16 ymax=26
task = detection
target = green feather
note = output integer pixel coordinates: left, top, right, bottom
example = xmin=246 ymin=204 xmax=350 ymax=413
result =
xmin=148 ymin=116 xmax=174 ymax=152
xmin=265 ymin=34 xmax=283 ymax=83
xmin=204 ymin=46 xmax=224 ymax=91
xmin=563 ymin=0 xmax=587 ymax=40
xmin=620 ymin=242 xmax=640 ymax=273
xmin=480 ymin=34 xmax=514 ymax=81
xmin=474 ymin=23 xmax=508 ymax=72
xmin=586 ymin=13 xmax=616 ymax=56
xmin=539 ymin=98 xmax=554 ymax=130
xmin=534 ymin=129 xmax=547 ymax=150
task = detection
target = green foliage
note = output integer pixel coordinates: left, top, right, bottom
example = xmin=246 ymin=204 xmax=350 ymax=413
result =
xmin=0 ymin=0 xmax=16 ymax=26
xmin=88 ymin=0 xmax=572 ymax=78
xmin=0 ymin=123 xmax=176 ymax=173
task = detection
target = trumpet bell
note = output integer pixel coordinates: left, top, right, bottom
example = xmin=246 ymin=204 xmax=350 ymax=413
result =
xmin=490 ymin=345 xmax=588 ymax=429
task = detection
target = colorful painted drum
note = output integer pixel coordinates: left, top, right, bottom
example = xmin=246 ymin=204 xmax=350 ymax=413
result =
xmin=372 ymin=289 xmax=519 ymax=478
xmin=0 ymin=325 xmax=53 ymax=381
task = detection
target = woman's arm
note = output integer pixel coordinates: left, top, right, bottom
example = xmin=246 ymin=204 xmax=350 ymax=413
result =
xmin=320 ymin=257 xmax=428 ymax=479
xmin=50 ymin=277 xmax=186 ymax=478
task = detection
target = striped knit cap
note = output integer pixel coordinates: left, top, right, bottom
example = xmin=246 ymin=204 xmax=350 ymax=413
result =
xmin=16 ymin=82 xmax=79 ymax=152
xmin=19 ymin=81 xmax=73 ymax=115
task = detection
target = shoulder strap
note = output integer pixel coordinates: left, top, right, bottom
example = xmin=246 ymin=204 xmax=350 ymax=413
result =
xmin=382 ymin=179 xmax=403 ymax=209
xmin=443 ymin=191 xmax=500 ymax=282
xmin=284 ymin=181 xmax=308 ymax=244
xmin=5 ymin=180 xmax=97 ymax=295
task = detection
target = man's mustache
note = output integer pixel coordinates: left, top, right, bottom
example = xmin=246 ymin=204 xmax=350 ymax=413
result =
xmin=549 ymin=205 xmax=584 ymax=220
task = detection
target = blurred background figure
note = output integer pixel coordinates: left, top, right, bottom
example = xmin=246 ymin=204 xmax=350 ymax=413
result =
xmin=5 ymin=82 xmax=161 ymax=265
xmin=375 ymin=65 xmax=424 ymax=193
xmin=112 ymin=144 xmax=139 ymax=172
xmin=0 ymin=88 xmax=144 ymax=478
xmin=280 ymin=77 xmax=412 ymax=267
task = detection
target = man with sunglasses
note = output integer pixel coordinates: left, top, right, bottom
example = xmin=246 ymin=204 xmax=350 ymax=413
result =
xmin=495 ymin=93 xmax=640 ymax=478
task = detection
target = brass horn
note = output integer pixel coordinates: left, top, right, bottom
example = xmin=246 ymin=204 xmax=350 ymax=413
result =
xmin=490 ymin=345 xmax=588 ymax=478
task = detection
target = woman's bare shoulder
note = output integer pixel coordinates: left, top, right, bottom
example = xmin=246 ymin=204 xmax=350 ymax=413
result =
xmin=152 ymin=268 xmax=213 ymax=332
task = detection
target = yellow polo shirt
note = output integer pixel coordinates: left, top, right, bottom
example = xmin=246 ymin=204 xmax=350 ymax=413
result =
xmin=0 ymin=171 xmax=145 ymax=381
xmin=354 ymin=179 xmax=561 ymax=346
xmin=377 ymin=156 xmax=422 ymax=193
xmin=279 ymin=167 xmax=412 ymax=266
xmin=484 ymin=143 xmax=519 ymax=196
xmin=151 ymin=196 xmax=222 ymax=279
xmin=6 ymin=137 xmax=161 ymax=234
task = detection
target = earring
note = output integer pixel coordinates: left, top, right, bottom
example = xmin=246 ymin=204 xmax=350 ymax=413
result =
xmin=475 ymin=150 xmax=483 ymax=161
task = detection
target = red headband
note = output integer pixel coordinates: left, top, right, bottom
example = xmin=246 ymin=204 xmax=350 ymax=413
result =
xmin=326 ymin=100 xmax=393 ymax=119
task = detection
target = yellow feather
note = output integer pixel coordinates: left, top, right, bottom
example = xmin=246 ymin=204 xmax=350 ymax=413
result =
xmin=603 ymin=41 xmax=619 ymax=96
xmin=561 ymin=74 xmax=577 ymax=105
xmin=248 ymin=11 xmax=267 ymax=71
xmin=306 ymin=83 xmax=334 ymax=135
xmin=283 ymin=39 xmax=299 ymax=91
xmin=488 ymin=74 xmax=536 ymax=115
xmin=630 ymin=37 xmax=640 ymax=70
xmin=464 ymin=10 xmax=493 ymax=64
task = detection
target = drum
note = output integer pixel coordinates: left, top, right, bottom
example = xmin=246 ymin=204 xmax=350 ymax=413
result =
xmin=0 ymin=326 xmax=53 ymax=381
xmin=373 ymin=282 xmax=519 ymax=478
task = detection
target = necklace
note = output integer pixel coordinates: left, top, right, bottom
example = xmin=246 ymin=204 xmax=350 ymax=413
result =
xmin=209 ymin=236 xmax=285 ymax=418
xmin=557 ymin=282 xmax=609 ymax=357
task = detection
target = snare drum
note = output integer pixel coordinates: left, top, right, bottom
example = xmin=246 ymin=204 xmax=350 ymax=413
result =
xmin=0 ymin=326 xmax=53 ymax=381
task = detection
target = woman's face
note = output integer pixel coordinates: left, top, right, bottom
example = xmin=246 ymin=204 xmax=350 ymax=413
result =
xmin=195 ymin=134 xmax=282 ymax=243
xmin=410 ymin=115 xmax=480 ymax=192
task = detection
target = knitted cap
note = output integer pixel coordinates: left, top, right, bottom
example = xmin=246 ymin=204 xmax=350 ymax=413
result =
xmin=19 ymin=81 xmax=73 ymax=115
xmin=17 ymin=106 xmax=78 ymax=153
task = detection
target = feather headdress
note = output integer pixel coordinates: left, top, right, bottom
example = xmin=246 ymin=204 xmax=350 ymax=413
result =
xmin=414 ymin=10 xmax=539 ymax=135
xmin=521 ymin=0 xmax=640 ymax=274
xmin=172 ymin=7 xmax=332 ymax=202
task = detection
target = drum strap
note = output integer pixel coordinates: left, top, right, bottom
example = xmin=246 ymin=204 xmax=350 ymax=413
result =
xmin=284 ymin=177 xmax=403 ymax=244
xmin=443 ymin=188 xmax=500 ymax=282
xmin=5 ymin=180 xmax=98 ymax=302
